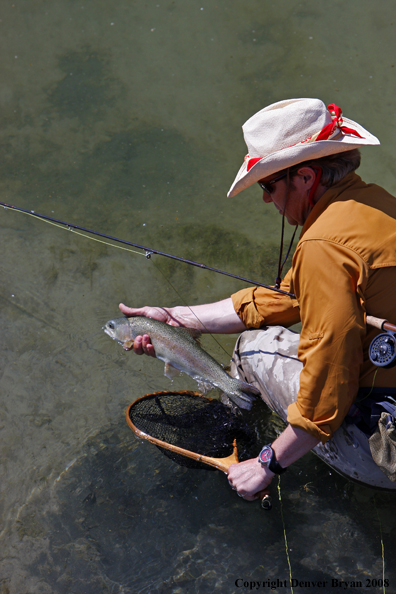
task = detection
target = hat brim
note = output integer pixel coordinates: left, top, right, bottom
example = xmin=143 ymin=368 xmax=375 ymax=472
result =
xmin=227 ymin=117 xmax=380 ymax=198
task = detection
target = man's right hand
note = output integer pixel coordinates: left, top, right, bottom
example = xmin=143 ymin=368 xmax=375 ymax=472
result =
xmin=119 ymin=304 xmax=184 ymax=326
xmin=117 ymin=297 xmax=246 ymax=356
xmin=118 ymin=303 xmax=181 ymax=356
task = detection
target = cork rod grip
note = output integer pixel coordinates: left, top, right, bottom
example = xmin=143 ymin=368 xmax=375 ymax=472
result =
xmin=367 ymin=315 xmax=396 ymax=333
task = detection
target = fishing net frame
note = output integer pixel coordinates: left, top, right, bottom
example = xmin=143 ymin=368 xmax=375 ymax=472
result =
xmin=126 ymin=390 xmax=258 ymax=473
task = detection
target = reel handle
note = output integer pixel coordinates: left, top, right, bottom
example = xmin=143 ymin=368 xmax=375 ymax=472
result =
xmin=256 ymin=489 xmax=272 ymax=510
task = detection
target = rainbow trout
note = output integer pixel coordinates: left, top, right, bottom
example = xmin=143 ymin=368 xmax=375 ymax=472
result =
xmin=103 ymin=316 xmax=260 ymax=409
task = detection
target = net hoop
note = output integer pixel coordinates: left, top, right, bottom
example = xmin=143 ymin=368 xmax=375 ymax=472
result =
xmin=126 ymin=391 xmax=239 ymax=473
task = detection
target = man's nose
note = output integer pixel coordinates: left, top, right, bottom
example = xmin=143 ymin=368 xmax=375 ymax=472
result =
xmin=262 ymin=193 xmax=273 ymax=204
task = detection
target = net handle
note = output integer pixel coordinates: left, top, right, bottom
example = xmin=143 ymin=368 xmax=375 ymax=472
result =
xmin=125 ymin=395 xmax=239 ymax=473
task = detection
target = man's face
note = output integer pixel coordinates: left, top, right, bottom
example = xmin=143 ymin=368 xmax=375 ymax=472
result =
xmin=258 ymin=168 xmax=316 ymax=226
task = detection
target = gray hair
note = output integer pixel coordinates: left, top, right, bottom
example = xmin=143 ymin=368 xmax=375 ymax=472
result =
xmin=290 ymin=149 xmax=361 ymax=187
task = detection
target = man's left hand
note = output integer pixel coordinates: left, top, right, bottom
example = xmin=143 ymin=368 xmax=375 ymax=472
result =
xmin=228 ymin=457 xmax=274 ymax=501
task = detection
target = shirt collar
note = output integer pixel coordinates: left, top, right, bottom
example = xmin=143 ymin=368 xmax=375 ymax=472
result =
xmin=300 ymin=172 xmax=362 ymax=238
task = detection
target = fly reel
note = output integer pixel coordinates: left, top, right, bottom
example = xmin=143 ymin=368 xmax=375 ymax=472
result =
xmin=369 ymin=331 xmax=396 ymax=368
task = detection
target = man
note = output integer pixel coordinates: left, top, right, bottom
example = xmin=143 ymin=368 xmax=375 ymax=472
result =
xmin=120 ymin=98 xmax=396 ymax=496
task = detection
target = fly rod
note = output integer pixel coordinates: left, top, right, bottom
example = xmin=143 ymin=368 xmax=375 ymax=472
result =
xmin=0 ymin=201 xmax=296 ymax=298
xmin=366 ymin=316 xmax=396 ymax=333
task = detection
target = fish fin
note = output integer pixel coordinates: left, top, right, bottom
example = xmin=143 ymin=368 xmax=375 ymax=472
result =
xmin=195 ymin=379 xmax=213 ymax=394
xmin=122 ymin=339 xmax=134 ymax=350
xmin=164 ymin=362 xmax=181 ymax=379
xmin=175 ymin=327 xmax=202 ymax=343
xmin=227 ymin=393 xmax=255 ymax=410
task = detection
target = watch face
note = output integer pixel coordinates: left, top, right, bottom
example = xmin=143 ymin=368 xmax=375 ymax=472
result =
xmin=259 ymin=446 xmax=272 ymax=465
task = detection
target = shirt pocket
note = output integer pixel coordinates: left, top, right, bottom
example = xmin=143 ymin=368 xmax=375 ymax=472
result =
xmin=308 ymin=331 xmax=324 ymax=341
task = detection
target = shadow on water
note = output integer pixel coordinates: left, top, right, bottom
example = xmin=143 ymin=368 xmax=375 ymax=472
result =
xmin=3 ymin=407 xmax=395 ymax=594
xmin=0 ymin=388 xmax=394 ymax=594
xmin=150 ymin=223 xmax=282 ymax=297
xmin=46 ymin=48 xmax=120 ymax=123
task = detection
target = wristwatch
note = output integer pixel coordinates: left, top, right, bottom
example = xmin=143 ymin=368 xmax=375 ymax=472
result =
xmin=258 ymin=444 xmax=287 ymax=474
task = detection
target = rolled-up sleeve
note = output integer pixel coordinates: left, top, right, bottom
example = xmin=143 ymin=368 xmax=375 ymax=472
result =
xmin=231 ymin=268 xmax=300 ymax=328
xmin=287 ymin=240 xmax=367 ymax=443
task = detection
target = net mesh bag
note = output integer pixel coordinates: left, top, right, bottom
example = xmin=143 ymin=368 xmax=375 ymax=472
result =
xmin=128 ymin=391 xmax=257 ymax=469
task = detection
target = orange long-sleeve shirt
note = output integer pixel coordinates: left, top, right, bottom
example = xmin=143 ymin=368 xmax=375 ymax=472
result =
xmin=232 ymin=173 xmax=396 ymax=443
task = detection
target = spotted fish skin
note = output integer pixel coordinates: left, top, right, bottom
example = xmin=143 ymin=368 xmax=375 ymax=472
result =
xmin=103 ymin=316 xmax=259 ymax=409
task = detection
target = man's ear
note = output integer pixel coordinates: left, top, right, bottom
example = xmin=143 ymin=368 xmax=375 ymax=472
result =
xmin=296 ymin=167 xmax=316 ymax=188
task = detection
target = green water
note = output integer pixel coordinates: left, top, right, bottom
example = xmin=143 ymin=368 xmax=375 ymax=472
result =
xmin=1 ymin=1 xmax=396 ymax=592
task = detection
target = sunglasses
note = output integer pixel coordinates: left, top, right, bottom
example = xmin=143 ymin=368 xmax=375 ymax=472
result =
xmin=258 ymin=172 xmax=288 ymax=195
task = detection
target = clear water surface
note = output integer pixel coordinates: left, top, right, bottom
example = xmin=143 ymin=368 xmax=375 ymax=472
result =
xmin=0 ymin=1 xmax=396 ymax=593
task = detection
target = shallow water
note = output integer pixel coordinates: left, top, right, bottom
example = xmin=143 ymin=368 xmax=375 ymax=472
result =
xmin=1 ymin=1 xmax=396 ymax=592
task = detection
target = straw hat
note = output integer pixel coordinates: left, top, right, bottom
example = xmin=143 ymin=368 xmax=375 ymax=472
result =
xmin=227 ymin=98 xmax=380 ymax=198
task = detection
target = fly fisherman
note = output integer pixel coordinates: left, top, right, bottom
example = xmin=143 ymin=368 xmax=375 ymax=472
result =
xmin=120 ymin=98 xmax=396 ymax=495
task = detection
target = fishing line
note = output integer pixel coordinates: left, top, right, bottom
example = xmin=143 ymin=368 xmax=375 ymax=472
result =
xmin=374 ymin=495 xmax=386 ymax=594
xmin=356 ymin=368 xmax=379 ymax=404
xmin=274 ymin=169 xmax=298 ymax=289
xmin=2 ymin=206 xmax=148 ymax=258
xmin=2 ymin=203 xmax=233 ymax=358
xmin=277 ymin=476 xmax=294 ymax=593
xmin=146 ymin=258 xmax=233 ymax=358
xmin=0 ymin=201 xmax=296 ymax=297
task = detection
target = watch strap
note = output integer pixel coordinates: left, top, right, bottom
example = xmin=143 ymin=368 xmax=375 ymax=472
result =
xmin=258 ymin=445 xmax=287 ymax=474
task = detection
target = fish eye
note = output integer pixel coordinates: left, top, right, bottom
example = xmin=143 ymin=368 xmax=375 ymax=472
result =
xmin=108 ymin=322 xmax=114 ymax=329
